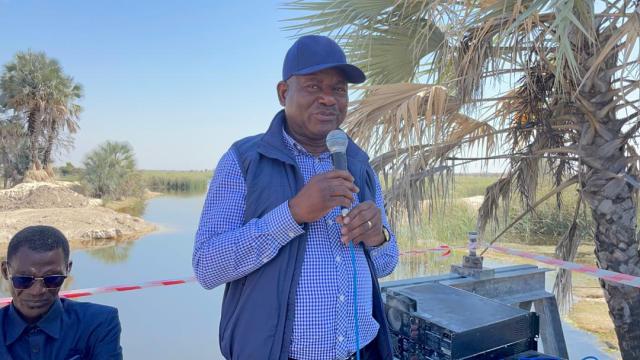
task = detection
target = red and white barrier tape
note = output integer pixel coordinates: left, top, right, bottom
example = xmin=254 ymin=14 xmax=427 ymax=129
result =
xmin=0 ymin=276 xmax=197 ymax=306
xmin=0 ymin=247 xmax=452 ymax=306
xmin=401 ymin=243 xmax=640 ymax=288
xmin=488 ymin=245 xmax=640 ymax=288
xmin=398 ymin=244 xmax=451 ymax=257
xmin=2 ymin=242 xmax=638 ymax=306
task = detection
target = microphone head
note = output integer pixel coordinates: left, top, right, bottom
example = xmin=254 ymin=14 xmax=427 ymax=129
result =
xmin=326 ymin=129 xmax=348 ymax=154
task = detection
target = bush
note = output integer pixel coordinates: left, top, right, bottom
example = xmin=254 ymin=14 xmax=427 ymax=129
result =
xmin=0 ymin=119 xmax=30 ymax=188
xmin=82 ymin=141 xmax=143 ymax=200
xmin=60 ymin=162 xmax=75 ymax=176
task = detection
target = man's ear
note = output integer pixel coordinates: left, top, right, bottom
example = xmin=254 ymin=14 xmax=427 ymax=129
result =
xmin=66 ymin=260 xmax=73 ymax=275
xmin=277 ymin=81 xmax=288 ymax=107
xmin=1 ymin=261 xmax=8 ymax=280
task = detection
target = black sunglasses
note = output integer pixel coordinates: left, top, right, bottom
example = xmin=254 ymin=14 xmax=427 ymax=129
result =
xmin=9 ymin=274 xmax=67 ymax=290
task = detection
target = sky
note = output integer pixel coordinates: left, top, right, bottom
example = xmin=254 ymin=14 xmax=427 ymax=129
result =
xmin=0 ymin=0 xmax=304 ymax=170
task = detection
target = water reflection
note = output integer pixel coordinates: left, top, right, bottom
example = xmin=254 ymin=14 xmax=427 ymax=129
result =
xmin=386 ymin=251 xmax=458 ymax=281
xmin=113 ymin=198 xmax=148 ymax=217
xmin=85 ymin=242 xmax=135 ymax=264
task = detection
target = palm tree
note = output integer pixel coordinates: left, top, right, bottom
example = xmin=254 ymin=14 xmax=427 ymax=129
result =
xmin=285 ymin=0 xmax=639 ymax=356
xmin=0 ymin=51 xmax=82 ymax=177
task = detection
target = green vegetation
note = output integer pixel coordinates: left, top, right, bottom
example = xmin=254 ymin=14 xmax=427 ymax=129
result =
xmin=83 ymin=141 xmax=143 ymax=200
xmin=403 ymin=175 xmax=596 ymax=248
xmin=56 ymin=162 xmax=83 ymax=182
xmin=0 ymin=118 xmax=30 ymax=188
xmin=59 ymin=162 xmax=76 ymax=177
xmin=450 ymin=175 xmax=499 ymax=198
xmin=139 ymin=170 xmax=211 ymax=193
xmin=446 ymin=174 xmax=598 ymax=246
xmin=103 ymin=197 xmax=147 ymax=217
xmin=396 ymin=199 xmax=478 ymax=248
xmin=0 ymin=51 xmax=82 ymax=183
xmin=53 ymin=167 xmax=211 ymax=194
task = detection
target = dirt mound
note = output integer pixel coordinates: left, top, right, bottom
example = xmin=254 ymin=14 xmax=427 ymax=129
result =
xmin=0 ymin=207 xmax=156 ymax=247
xmin=0 ymin=182 xmax=100 ymax=211
xmin=0 ymin=182 xmax=156 ymax=250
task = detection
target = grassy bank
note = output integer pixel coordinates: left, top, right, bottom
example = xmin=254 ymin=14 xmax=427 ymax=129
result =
xmin=53 ymin=169 xmax=212 ymax=194
xmin=139 ymin=170 xmax=211 ymax=193
xmin=451 ymin=174 xmax=499 ymax=198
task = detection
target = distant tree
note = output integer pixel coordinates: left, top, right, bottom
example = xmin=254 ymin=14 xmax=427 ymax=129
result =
xmin=0 ymin=111 xmax=30 ymax=188
xmin=0 ymin=50 xmax=82 ymax=178
xmin=59 ymin=162 xmax=76 ymax=177
xmin=83 ymin=141 xmax=143 ymax=200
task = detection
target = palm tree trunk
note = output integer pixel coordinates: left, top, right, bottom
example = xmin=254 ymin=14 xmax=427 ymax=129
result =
xmin=42 ymin=128 xmax=57 ymax=175
xmin=1 ymin=160 xmax=8 ymax=189
xmin=583 ymin=163 xmax=640 ymax=359
xmin=27 ymin=110 xmax=42 ymax=170
xmin=580 ymin=24 xmax=640 ymax=359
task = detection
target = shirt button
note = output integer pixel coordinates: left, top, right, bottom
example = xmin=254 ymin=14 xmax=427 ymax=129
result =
xmin=339 ymin=294 xmax=345 ymax=302
xmin=335 ymin=255 xmax=341 ymax=263
xmin=326 ymin=219 xmax=333 ymax=226
xmin=288 ymin=231 xmax=295 ymax=238
xmin=337 ymin=335 xmax=344 ymax=342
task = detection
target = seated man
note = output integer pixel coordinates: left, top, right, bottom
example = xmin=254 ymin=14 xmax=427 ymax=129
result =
xmin=0 ymin=225 xmax=123 ymax=359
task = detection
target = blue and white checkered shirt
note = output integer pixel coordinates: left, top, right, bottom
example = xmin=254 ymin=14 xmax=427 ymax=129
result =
xmin=193 ymin=128 xmax=398 ymax=360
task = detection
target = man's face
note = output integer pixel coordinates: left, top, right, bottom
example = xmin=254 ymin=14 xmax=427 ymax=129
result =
xmin=1 ymin=247 xmax=70 ymax=323
xmin=278 ymin=68 xmax=349 ymax=144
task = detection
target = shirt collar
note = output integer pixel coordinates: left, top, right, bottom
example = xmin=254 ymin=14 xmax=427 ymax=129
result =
xmin=281 ymin=127 xmax=331 ymax=160
xmin=6 ymin=299 xmax=62 ymax=344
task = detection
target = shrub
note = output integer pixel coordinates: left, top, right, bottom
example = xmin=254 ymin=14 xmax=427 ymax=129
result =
xmin=82 ymin=141 xmax=143 ymax=200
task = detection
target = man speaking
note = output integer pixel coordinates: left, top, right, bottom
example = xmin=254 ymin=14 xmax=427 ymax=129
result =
xmin=193 ymin=35 xmax=398 ymax=360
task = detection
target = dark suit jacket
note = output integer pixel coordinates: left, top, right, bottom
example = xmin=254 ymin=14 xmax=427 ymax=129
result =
xmin=0 ymin=298 xmax=122 ymax=360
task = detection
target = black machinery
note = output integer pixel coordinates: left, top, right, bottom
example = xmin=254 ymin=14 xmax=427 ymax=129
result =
xmin=384 ymin=283 xmax=541 ymax=359
xmin=382 ymin=231 xmax=566 ymax=359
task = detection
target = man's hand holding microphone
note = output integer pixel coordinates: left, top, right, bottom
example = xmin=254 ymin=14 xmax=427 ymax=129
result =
xmin=288 ymin=129 xmax=386 ymax=248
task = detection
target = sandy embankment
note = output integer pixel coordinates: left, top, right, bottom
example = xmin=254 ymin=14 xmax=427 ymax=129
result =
xmin=0 ymin=182 xmax=157 ymax=252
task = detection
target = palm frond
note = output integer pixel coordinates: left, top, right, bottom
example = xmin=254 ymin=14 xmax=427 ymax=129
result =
xmin=282 ymin=0 xmax=398 ymax=36
xmin=477 ymin=175 xmax=512 ymax=236
xmin=579 ymin=8 xmax=640 ymax=92
xmin=344 ymin=19 xmax=446 ymax=84
xmin=344 ymin=82 xmax=495 ymax=226
xmin=553 ymin=196 xmax=583 ymax=314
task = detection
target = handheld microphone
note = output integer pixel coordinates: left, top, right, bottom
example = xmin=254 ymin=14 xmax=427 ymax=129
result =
xmin=326 ymin=129 xmax=350 ymax=217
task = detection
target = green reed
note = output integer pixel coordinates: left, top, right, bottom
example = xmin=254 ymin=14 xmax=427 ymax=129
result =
xmin=139 ymin=170 xmax=212 ymax=193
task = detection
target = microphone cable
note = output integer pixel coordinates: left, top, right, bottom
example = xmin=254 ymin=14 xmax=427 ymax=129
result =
xmin=349 ymin=240 xmax=361 ymax=360
xmin=328 ymin=130 xmax=361 ymax=360
xmin=343 ymin=208 xmax=361 ymax=360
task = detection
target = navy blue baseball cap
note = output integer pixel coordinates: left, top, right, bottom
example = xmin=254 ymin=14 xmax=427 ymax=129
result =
xmin=282 ymin=35 xmax=366 ymax=84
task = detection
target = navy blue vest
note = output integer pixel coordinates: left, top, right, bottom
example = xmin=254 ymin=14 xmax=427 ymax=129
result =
xmin=219 ymin=110 xmax=393 ymax=360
